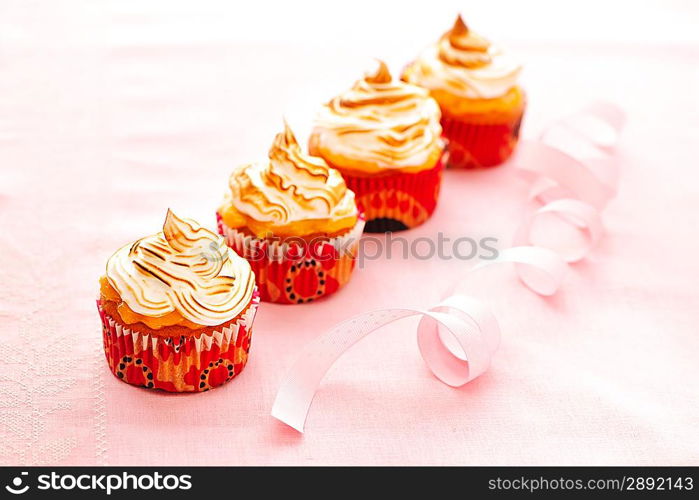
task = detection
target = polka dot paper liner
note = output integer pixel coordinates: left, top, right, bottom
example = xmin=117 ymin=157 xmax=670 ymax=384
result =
xmin=339 ymin=151 xmax=446 ymax=233
xmin=217 ymin=214 xmax=365 ymax=304
xmin=97 ymin=290 xmax=259 ymax=392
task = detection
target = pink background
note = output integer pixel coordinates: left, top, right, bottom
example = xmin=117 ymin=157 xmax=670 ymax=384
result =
xmin=1 ymin=1 xmax=698 ymax=465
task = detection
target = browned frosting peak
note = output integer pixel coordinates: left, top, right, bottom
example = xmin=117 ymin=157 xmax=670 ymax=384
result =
xmin=439 ymin=15 xmax=492 ymax=68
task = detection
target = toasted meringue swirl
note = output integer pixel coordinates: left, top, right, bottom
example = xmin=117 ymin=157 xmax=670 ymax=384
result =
xmin=106 ymin=210 xmax=255 ymax=327
xmin=309 ymin=60 xmax=444 ymax=175
xmin=221 ymin=123 xmax=358 ymax=238
xmin=403 ymin=15 xmax=521 ymax=99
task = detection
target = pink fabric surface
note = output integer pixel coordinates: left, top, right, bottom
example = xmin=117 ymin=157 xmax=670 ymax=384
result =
xmin=1 ymin=3 xmax=698 ymax=465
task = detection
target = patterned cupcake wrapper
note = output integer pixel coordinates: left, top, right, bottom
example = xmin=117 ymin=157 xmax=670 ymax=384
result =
xmin=340 ymin=152 xmax=447 ymax=233
xmin=217 ymin=214 xmax=365 ymax=304
xmin=441 ymin=106 xmax=525 ymax=169
xmin=97 ymin=290 xmax=260 ymax=393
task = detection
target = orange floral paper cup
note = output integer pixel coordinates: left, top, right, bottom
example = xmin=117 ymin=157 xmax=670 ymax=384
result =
xmin=441 ymin=98 xmax=525 ymax=169
xmin=217 ymin=213 xmax=364 ymax=304
xmin=338 ymin=152 xmax=447 ymax=233
xmin=97 ymin=290 xmax=260 ymax=393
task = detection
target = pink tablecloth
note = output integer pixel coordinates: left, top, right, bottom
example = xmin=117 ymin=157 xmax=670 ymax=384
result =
xmin=1 ymin=2 xmax=698 ymax=465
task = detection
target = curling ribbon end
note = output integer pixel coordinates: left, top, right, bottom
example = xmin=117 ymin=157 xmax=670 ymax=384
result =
xmin=271 ymin=295 xmax=500 ymax=433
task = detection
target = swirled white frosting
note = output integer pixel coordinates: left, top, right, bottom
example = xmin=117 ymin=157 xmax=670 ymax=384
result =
xmin=404 ymin=15 xmax=522 ymax=99
xmin=106 ymin=210 xmax=256 ymax=326
xmin=223 ymin=122 xmax=358 ymax=237
xmin=309 ymin=60 xmax=444 ymax=174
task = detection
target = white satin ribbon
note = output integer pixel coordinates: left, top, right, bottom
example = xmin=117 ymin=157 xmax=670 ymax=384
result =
xmin=271 ymin=101 xmax=626 ymax=433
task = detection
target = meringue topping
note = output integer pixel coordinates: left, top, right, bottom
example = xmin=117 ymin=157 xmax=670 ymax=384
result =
xmin=221 ymin=122 xmax=358 ymax=238
xmin=403 ymin=15 xmax=522 ymax=100
xmin=105 ymin=210 xmax=256 ymax=327
xmin=439 ymin=15 xmax=492 ymax=67
xmin=309 ymin=60 xmax=444 ymax=174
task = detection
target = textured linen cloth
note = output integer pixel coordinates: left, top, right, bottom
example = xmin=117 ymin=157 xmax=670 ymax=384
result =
xmin=1 ymin=1 xmax=698 ymax=465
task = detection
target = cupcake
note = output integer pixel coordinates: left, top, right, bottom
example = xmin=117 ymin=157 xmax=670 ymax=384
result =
xmin=217 ymin=122 xmax=364 ymax=304
xmin=309 ymin=60 xmax=447 ymax=233
xmin=97 ymin=210 xmax=259 ymax=392
xmin=402 ymin=15 xmax=525 ymax=168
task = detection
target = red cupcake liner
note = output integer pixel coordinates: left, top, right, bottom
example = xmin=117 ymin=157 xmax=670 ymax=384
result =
xmin=97 ymin=290 xmax=259 ymax=393
xmin=339 ymin=152 xmax=446 ymax=232
xmin=441 ymin=107 xmax=525 ymax=169
xmin=217 ymin=214 xmax=364 ymax=304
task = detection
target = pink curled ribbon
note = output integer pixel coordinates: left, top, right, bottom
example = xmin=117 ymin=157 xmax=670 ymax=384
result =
xmin=503 ymin=101 xmax=626 ymax=295
xmin=271 ymin=102 xmax=626 ymax=432
xmin=272 ymin=295 xmax=501 ymax=432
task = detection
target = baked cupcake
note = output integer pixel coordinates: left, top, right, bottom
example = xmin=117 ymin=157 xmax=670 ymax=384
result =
xmin=402 ymin=15 xmax=525 ymax=168
xmin=97 ymin=210 xmax=259 ymax=392
xmin=309 ymin=60 xmax=447 ymax=232
xmin=217 ymin=122 xmax=364 ymax=304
